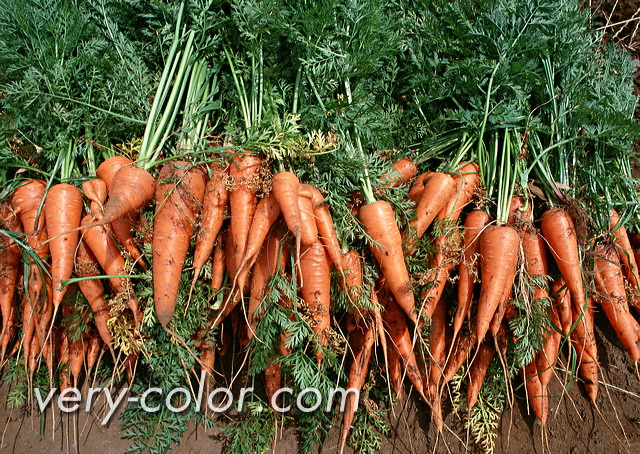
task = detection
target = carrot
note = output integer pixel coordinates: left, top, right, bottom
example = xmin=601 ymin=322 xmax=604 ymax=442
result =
xmin=304 ymin=184 xmax=344 ymax=275
xmin=234 ymin=193 xmax=281 ymax=293
xmin=488 ymin=278 xmax=514 ymax=338
xmin=339 ymin=311 xmax=376 ymax=454
xmin=476 ymin=225 xmax=520 ymax=345
xmin=467 ymin=341 xmax=495 ymax=409
xmin=550 ymin=277 xmax=572 ymax=337
xmin=522 ymin=358 xmax=547 ymax=425
xmin=380 ymin=157 xmax=418 ymax=188
xmin=153 ymin=161 xmax=206 ymax=327
xmin=429 ymin=297 xmax=447 ymax=390
xmin=340 ymin=250 xmax=363 ymax=307
xmin=75 ymin=240 xmax=112 ymax=348
xmin=11 ymin=180 xmax=49 ymax=364
xmin=536 ymin=305 xmax=561 ymax=391
xmin=210 ymin=237 xmax=226 ymax=292
xmin=228 ymin=152 xmax=262 ymax=273
xmin=190 ymin=163 xmax=229 ymax=290
xmin=404 ymin=172 xmax=456 ymax=249
xmin=386 ymin=341 xmax=404 ymax=402
xmin=81 ymin=214 xmax=141 ymax=325
xmin=570 ymin=297 xmax=598 ymax=402
xmin=299 ymin=240 xmax=332 ymax=364
xmin=455 ymin=210 xmax=491 ymax=338
xmin=593 ymin=244 xmax=640 ymax=361
xmin=298 ymin=190 xmax=319 ymax=248
xmin=96 ymin=155 xmax=133 ymax=190
xmin=0 ymin=203 xmax=21 ymax=359
xmin=272 ymin=172 xmax=302 ymax=249
xmin=44 ymin=183 xmax=83 ymax=310
xmin=91 ymin=164 xmax=156 ymax=229
xmin=407 ymin=172 xmax=433 ymax=203
xmin=437 ymin=161 xmax=480 ymax=223
xmin=359 ymin=200 xmax=417 ymax=324
xmin=609 ymin=209 xmax=640 ymax=312
xmin=111 ymin=216 xmax=147 ymax=269
xmin=85 ymin=330 xmax=103 ymax=375
xmin=381 ymin=289 xmax=426 ymax=399
xmin=243 ymin=242 xmax=270 ymax=344
xmin=442 ymin=329 xmax=477 ymax=384
xmin=82 ymin=179 xmax=107 ymax=218
xmin=540 ymin=208 xmax=585 ymax=314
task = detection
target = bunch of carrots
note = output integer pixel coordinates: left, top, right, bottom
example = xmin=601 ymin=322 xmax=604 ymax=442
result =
xmin=2 ymin=150 xmax=640 ymax=453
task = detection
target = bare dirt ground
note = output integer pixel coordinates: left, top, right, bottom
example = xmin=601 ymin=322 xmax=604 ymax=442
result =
xmin=2 ymin=2 xmax=640 ymax=453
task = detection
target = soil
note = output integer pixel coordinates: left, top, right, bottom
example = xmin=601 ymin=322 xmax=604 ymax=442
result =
xmin=2 ymin=2 xmax=640 ymax=453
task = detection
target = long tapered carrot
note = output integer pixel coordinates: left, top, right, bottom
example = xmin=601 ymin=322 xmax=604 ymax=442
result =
xmin=609 ymin=209 xmax=640 ymax=312
xmin=540 ymin=208 xmax=585 ymax=314
xmin=153 ymin=161 xmax=206 ymax=327
xmin=211 ymin=237 xmax=226 ymax=292
xmin=359 ymin=200 xmax=417 ymax=323
xmin=455 ymin=210 xmax=491 ymax=337
xmin=228 ymin=152 xmax=262 ymax=274
xmin=523 ymin=358 xmax=547 ymax=425
xmin=272 ymin=171 xmax=302 ymax=246
xmin=299 ymin=240 xmax=332 ymax=364
xmin=550 ymin=277 xmax=572 ymax=336
xmin=81 ymin=214 xmax=141 ymax=325
xmin=593 ymin=244 xmax=640 ymax=361
xmin=0 ymin=203 xmax=21 ymax=359
xmin=467 ymin=341 xmax=495 ymax=409
xmin=476 ymin=224 xmax=520 ymax=345
xmin=75 ymin=240 xmax=112 ymax=349
xmin=570 ymin=297 xmax=598 ymax=402
xmin=304 ymin=184 xmax=344 ymax=275
xmin=429 ymin=297 xmax=447 ymax=390
xmin=381 ymin=289 xmax=426 ymax=399
xmin=339 ymin=311 xmax=376 ymax=454
xmin=45 ymin=183 xmax=83 ymax=310
xmin=191 ymin=163 xmax=229 ymax=289
xmin=536 ymin=305 xmax=561 ymax=391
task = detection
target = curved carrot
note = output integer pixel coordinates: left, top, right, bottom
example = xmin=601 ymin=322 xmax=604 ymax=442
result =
xmin=304 ymin=184 xmax=344 ymax=275
xmin=455 ymin=210 xmax=491 ymax=337
xmin=476 ymin=225 xmax=520 ymax=345
xmin=44 ymin=183 xmax=83 ymax=310
xmin=75 ymin=240 xmax=112 ymax=349
xmin=153 ymin=161 xmax=206 ymax=327
xmin=82 ymin=179 xmax=107 ymax=218
xmin=298 ymin=190 xmax=319 ymax=248
xmin=191 ymin=163 xmax=229 ymax=288
xmin=359 ymin=200 xmax=417 ymax=324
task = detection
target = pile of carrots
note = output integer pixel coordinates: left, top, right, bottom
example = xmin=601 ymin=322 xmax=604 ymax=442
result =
xmin=2 ymin=150 xmax=640 ymax=452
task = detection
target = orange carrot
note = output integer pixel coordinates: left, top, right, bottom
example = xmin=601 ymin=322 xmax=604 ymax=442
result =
xmin=96 ymin=156 xmax=133 ymax=190
xmin=228 ymin=152 xmax=262 ymax=273
xmin=407 ymin=172 xmax=433 ymax=203
xmin=609 ymin=210 xmax=640 ymax=312
xmin=58 ymin=330 xmax=71 ymax=391
xmin=593 ymin=244 xmax=640 ymax=361
xmin=404 ymin=172 xmax=456 ymax=248
xmin=570 ymin=297 xmax=598 ymax=402
xmin=536 ymin=305 xmax=561 ymax=391
xmin=272 ymin=171 xmax=302 ymax=247
xmin=111 ymin=216 xmax=146 ymax=269
xmin=467 ymin=341 xmax=495 ymax=409
xmin=45 ymin=183 xmax=83 ymax=310
xmin=437 ymin=161 xmax=480 ymax=223
xmin=191 ymin=163 xmax=229 ymax=288
xmin=243 ymin=242 xmax=270 ymax=344
xmin=153 ymin=161 xmax=206 ymax=327
xmin=75 ymin=240 xmax=112 ymax=348
xmin=81 ymin=214 xmax=141 ymax=325
xmin=340 ymin=250 xmax=363 ymax=307
xmin=299 ymin=240 xmax=331 ymax=364
xmin=386 ymin=341 xmax=403 ymax=402
xmin=0 ymin=203 xmax=21 ymax=359
xmin=540 ymin=208 xmax=585 ymax=315
xmin=476 ymin=225 xmax=520 ymax=345
xmin=550 ymin=277 xmax=572 ymax=337
xmin=304 ymin=184 xmax=344 ymax=275
xmin=359 ymin=200 xmax=417 ymax=323
xmin=442 ymin=329 xmax=477 ymax=384
xmin=339 ymin=311 xmax=376 ymax=454
xmin=82 ymin=179 xmax=107 ymax=218
xmin=381 ymin=289 xmax=426 ymax=399
xmin=455 ymin=210 xmax=491 ymax=337
xmin=211 ymin=237 xmax=226 ymax=292
xmin=86 ymin=330 xmax=103 ymax=375
xmin=522 ymin=358 xmax=547 ymax=425
xmin=429 ymin=297 xmax=447 ymax=390
xmin=380 ymin=157 xmax=418 ymax=188
xmin=298 ymin=190 xmax=319 ymax=248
